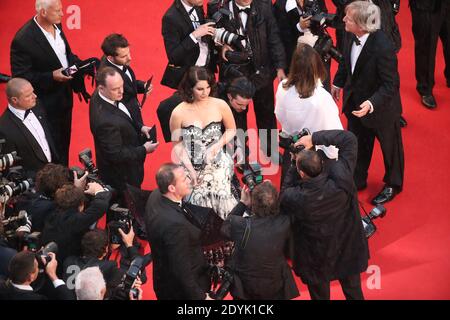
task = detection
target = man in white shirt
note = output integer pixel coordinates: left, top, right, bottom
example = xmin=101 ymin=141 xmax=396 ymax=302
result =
xmin=0 ymin=78 xmax=58 ymax=178
xmin=10 ymin=0 xmax=83 ymax=166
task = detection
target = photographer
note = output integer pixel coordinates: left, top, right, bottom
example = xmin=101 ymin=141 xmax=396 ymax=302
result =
xmin=41 ymin=183 xmax=111 ymax=266
xmin=0 ymin=251 xmax=74 ymax=300
xmin=280 ymin=130 xmax=369 ymax=300
xmin=210 ymin=0 xmax=287 ymax=159
xmin=144 ymin=163 xmax=212 ymax=300
xmin=220 ymin=182 xmax=299 ymax=300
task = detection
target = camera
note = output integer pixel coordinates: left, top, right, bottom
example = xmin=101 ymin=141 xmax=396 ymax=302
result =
xmin=107 ymin=204 xmax=132 ymax=245
xmin=36 ymin=241 xmax=58 ymax=268
xmin=0 ymin=73 xmax=11 ymax=83
xmin=279 ymin=128 xmax=311 ymax=154
xmin=2 ymin=211 xmax=29 ymax=235
xmin=361 ymin=205 xmax=387 ymax=238
xmin=210 ymin=266 xmax=234 ymax=300
xmin=1 ymin=139 xmax=22 ymax=171
xmin=241 ymin=163 xmax=263 ymax=191
xmin=61 ymin=57 xmax=99 ymax=77
xmin=23 ymin=231 xmax=42 ymax=252
xmin=112 ymin=253 xmax=152 ymax=300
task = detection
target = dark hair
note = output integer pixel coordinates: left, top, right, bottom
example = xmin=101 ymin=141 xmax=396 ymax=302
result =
xmin=156 ymin=163 xmax=182 ymax=194
xmin=96 ymin=66 xmax=118 ymax=87
xmin=226 ymin=76 xmax=256 ymax=99
xmin=101 ymin=33 xmax=129 ymax=57
xmin=251 ymin=181 xmax=280 ymax=217
xmin=296 ymin=149 xmax=323 ymax=178
xmin=178 ymin=66 xmax=216 ymax=103
xmin=81 ymin=230 xmax=108 ymax=258
xmin=8 ymin=251 xmax=36 ymax=284
xmin=36 ymin=163 xmax=71 ymax=198
xmin=284 ymin=43 xmax=327 ymax=98
xmin=55 ymin=184 xmax=85 ymax=210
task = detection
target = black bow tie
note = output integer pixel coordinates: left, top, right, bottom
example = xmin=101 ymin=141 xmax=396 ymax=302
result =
xmin=353 ymin=35 xmax=361 ymax=46
xmin=24 ymin=109 xmax=32 ymax=119
xmin=238 ymin=7 xmax=251 ymax=15
xmin=114 ymin=101 xmax=120 ymax=108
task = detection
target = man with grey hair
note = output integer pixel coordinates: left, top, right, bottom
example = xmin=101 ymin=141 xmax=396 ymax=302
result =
xmin=0 ymin=78 xmax=58 ymax=177
xmin=75 ymin=267 xmax=106 ymax=300
xmin=331 ymin=1 xmax=404 ymax=205
xmin=10 ymin=0 xmax=82 ymax=166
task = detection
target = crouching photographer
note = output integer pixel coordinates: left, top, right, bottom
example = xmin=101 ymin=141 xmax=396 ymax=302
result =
xmin=0 ymin=250 xmax=74 ymax=300
xmin=215 ymin=182 xmax=299 ymax=300
xmin=280 ymin=130 xmax=369 ymax=300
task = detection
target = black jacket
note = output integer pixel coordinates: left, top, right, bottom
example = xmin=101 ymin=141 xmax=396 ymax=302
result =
xmin=161 ymin=0 xmax=216 ymax=89
xmin=280 ymin=130 xmax=369 ymax=285
xmin=0 ymin=104 xmax=58 ymax=178
xmin=333 ymin=30 xmax=402 ymax=128
xmin=99 ymin=57 xmax=145 ymax=127
xmin=409 ymin=0 xmax=442 ymax=12
xmin=144 ymin=189 xmax=210 ymax=300
xmin=89 ymin=91 xmax=147 ymax=192
xmin=221 ymin=202 xmax=299 ymax=300
xmin=41 ymin=191 xmax=111 ymax=265
xmin=0 ymin=240 xmax=17 ymax=280
xmin=0 ymin=279 xmax=74 ymax=300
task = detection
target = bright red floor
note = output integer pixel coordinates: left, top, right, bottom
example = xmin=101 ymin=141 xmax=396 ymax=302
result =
xmin=0 ymin=0 xmax=449 ymax=299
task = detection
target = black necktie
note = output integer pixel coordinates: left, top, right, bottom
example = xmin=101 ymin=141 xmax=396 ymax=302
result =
xmin=188 ymin=7 xmax=200 ymax=28
xmin=122 ymin=65 xmax=128 ymax=74
xmin=24 ymin=109 xmax=32 ymax=119
xmin=353 ymin=35 xmax=361 ymax=46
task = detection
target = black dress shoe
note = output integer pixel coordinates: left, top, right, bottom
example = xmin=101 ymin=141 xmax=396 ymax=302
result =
xmin=371 ymin=185 xmax=400 ymax=205
xmin=399 ymin=116 xmax=407 ymax=128
xmin=421 ymin=95 xmax=437 ymax=109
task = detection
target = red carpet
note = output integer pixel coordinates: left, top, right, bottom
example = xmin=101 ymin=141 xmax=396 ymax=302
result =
xmin=0 ymin=0 xmax=449 ymax=299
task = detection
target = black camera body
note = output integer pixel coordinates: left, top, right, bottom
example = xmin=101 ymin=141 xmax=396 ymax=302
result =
xmin=112 ymin=253 xmax=152 ymax=300
xmin=210 ymin=266 xmax=234 ymax=300
xmin=241 ymin=163 xmax=263 ymax=191
xmin=35 ymin=241 xmax=58 ymax=269
xmin=61 ymin=57 xmax=99 ymax=77
xmin=362 ymin=205 xmax=387 ymax=238
xmin=107 ymin=204 xmax=132 ymax=244
xmin=279 ymin=128 xmax=311 ymax=155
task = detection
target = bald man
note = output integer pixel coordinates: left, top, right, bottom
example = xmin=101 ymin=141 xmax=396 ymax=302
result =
xmin=10 ymin=0 xmax=82 ymax=165
xmin=0 ymin=78 xmax=58 ymax=178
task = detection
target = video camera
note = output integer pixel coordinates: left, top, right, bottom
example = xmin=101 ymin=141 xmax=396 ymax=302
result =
xmin=112 ymin=253 xmax=152 ymax=300
xmin=301 ymin=0 xmax=343 ymax=63
xmin=279 ymin=128 xmax=311 ymax=155
xmin=107 ymin=204 xmax=132 ymax=245
xmin=241 ymin=163 xmax=263 ymax=191
xmin=361 ymin=205 xmax=387 ymax=238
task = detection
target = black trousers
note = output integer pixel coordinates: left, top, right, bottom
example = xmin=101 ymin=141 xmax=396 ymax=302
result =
xmin=410 ymin=1 xmax=450 ymax=95
xmin=307 ymin=273 xmax=364 ymax=300
xmin=347 ymin=115 xmax=404 ymax=190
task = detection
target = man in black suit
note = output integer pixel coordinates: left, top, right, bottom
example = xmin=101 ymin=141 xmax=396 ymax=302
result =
xmin=144 ymin=163 xmax=211 ymax=300
xmin=161 ymin=0 xmax=217 ymax=89
xmin=409 ymin=0 xmax=450 ymax=109
xmin=89 ymin=67 xmax=159 ymax=195
xmin=100 ymin=34 xmax=152 ymax=126
xmin=211 ymin=0 xmax=287 ymax=159
xmin=10 ymin=0 xmax=82 ymax=165
xmin=331 ymin=1 xmax=404 ymax=205
xmin=0 ymin=78 xmax=58 ymax=178
xmin=280 ymin=130 xmax=369 ymax=300
xmin=0 ymin=251 xmax=74 ymax=300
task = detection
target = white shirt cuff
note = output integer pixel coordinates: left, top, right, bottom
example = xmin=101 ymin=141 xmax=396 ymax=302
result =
xmin=366 ymin=100 xmax=374 ymax=113
xmin=53 ymin=279 xmax=65 ymax=288
xmin=332 ymin=84 xmax=342 ymax=90
xmin=190 ymin=33 xmax=198 ymax=44
xmin=296 ymin=23 xmax=306 ymax=33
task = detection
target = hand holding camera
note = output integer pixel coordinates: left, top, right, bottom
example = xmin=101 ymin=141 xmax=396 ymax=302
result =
xmin=44 ymin=252 xmax=59 ymax=281
xmin=53 ymin=67 xmax=72 ymax=82
xmin=72 ymin=170 xmax=88 ymax=190
xmin=192 ymin=22 xmax=216 ymax=39
xmin=84 ymin=182 xmax=105 ymax=196
xmin=118 ymin=225 xmax=135 ymax=248
xmin=240 ymin=185 xmax=251 ymax=207
xmin=299 ymin=15 xmax=312 ymax=30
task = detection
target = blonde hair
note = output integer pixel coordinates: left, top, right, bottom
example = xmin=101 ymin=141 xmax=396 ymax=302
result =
xmin=346 ymin=1 xmax=381 ymax=33
xmin=35 ymin=0 xmax=57 ymax=13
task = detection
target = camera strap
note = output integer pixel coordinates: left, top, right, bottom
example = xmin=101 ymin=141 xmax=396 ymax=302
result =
xmin=239 ymin=217 xmax=251 ymax=250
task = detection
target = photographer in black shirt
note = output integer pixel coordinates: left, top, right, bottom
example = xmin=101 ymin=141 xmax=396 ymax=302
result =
xmin=221 ymin=182 xmax=299 ymax=300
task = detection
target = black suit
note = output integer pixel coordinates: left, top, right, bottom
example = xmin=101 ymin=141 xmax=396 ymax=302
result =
xmin=280 ymin=130 xmax=369 ymax=300
xmin=10 ymin=19 xmax=81 ymax=165
xmin=161 ymin=0 xmax=216 ymax=89
xmin=89 ymin=91 xmax=147 ymax=193
xmin=0 ymin=104 xmax=58 ymax=178
xmin=409 ymin=0 xmax=450 ymax=94
xmin=333 ymin=30 xmax=404 ymax=189
xmin=144 ymin=189 xmax=210 ymax=300
xmin=0 ymin=279 xmax=74 ymax=300
xmin=99 ymin=57 xmax=146 ymax=127
xmin=221 ymin=202 xmax=299 ymax=300
xmin=209 ymin=0 xmax=287 ymax=156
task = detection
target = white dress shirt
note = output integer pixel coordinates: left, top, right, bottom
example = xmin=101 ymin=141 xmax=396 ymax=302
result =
xmin=350 ymin=33 xmax=370 ymax=74
xmin=181 ymin=0 xmax=209 ymax=67
xmin=8 ymin=104 xmax=52 ymax=162
xmin=275 ymin=80 xmax=344 ymax=159
xmin=107 ymin=58 xmax=132 ymax=82
xmin=98 ymin=92 xmax=132 ymax=119
xmin=229 ymin=2 xmax=251 ymax=48
xmin=34 ymin=16 xmax=68 ymax=69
